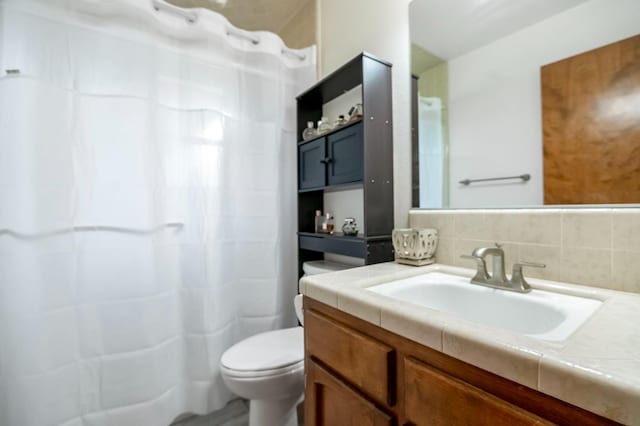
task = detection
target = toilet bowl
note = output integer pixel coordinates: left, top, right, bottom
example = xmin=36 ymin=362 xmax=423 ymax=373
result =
xmin=220 ymin=260 xmax=352 ymax=426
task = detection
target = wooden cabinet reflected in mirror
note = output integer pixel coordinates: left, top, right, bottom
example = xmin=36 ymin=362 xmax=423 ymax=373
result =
xmin=542 ymin=34 xmax=640 ymax=205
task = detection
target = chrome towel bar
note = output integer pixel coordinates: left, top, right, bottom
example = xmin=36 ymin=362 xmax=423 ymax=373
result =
xmin=459 ymin=174 xmax=530 ymax=186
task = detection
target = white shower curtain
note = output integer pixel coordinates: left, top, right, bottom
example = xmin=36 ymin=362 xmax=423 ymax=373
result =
xmin=418 ymin=96 xmax=445 ymax=209
xmin=0 ymin=1 xmax=315 ymax=425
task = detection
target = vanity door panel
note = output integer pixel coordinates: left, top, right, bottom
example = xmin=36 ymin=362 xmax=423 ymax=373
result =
xmin=305 ymin=359 xmax=394 ymax=426
xmin=404 ymin=357 xmax=552 ymax=426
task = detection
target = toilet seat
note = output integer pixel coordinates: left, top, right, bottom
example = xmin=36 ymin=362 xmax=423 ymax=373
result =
xmin=221 ymin=359 xmax=304 ymax=379
xmin=221 ymin=327 xmax=303 ymax=377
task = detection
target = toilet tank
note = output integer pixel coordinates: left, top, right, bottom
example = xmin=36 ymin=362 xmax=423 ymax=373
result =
xmin=296 ymin=260 xmax=354 ymax=324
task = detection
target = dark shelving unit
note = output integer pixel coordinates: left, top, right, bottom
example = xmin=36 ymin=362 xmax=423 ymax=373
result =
xmin=297 ymin=118 xmax=363 ymax=146
xmin=296 ymin=52 xmax=395 ymax=277
xmin=411 ymin=74 xmax=420 ymax=208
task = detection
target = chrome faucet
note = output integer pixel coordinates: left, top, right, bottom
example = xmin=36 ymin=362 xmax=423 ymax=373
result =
xmin=461 ymin=245 xmax=545 ymax=293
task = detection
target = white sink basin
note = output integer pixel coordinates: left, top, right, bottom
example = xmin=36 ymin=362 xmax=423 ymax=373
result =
xmin=368 ymin=272 xmax=602 ymax=342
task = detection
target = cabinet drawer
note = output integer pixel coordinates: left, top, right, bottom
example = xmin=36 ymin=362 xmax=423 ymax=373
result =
xmin=404 ymin=357 xmax=552 ymax=426
xmin=305 ymin=359 xmax=394 ymax=426
xmin=305 ymin=309 xmax=395 ymax=406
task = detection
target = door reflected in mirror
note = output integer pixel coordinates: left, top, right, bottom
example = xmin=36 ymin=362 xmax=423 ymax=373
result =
xmin=410 ymin=0 xmax=640 ymax=209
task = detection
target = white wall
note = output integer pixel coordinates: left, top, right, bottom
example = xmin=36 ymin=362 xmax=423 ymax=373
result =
xmin=318 ymin=0 xmax=412 ymax=228
xmin=447 ymin=0 xmax=640 ymax=208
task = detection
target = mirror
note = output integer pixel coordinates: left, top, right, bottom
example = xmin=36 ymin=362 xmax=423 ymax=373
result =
xmin=409 ymin=0 xmax=640 ymax=209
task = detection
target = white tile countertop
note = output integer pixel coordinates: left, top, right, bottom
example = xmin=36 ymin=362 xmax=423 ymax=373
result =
xmin=300 ymin=262 xmax=640 ymax=425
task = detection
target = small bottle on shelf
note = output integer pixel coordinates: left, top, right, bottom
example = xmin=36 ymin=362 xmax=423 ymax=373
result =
xmin=302 ymin=121 xmax=317 ymax=141
xmin=314 ymin=210 xmax=323 ymax=233
xmin=317 ymin=117 xmax=332 ymax=135
xmin=322 ymin=213 xmax=335 ymax=234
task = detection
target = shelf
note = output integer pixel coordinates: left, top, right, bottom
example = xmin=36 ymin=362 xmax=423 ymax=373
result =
xmin=296 ymin=52 xmax=392 ymax=104
xmin=299 ymin=232 xmax=366 ymax=258
xmin=297 ymin=119 xmax=363 ymax=146
xmin=299 ymin=231 xmax=363 ymax=241
xmin=298 ymin=232 xmax=390 ymax=242
xmin=298 ymin=181 xmax=363 ymax=194
xmin=298 ymin=232 xmax=392 ymax=259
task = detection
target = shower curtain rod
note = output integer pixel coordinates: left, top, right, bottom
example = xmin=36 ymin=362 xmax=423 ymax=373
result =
xmin=150 ymin=0 xmax=306 ymax=61
xmin=226 ymin=28 xmax=307 ymax=60
xmin=226 ymin=27 xmax=260 ymax=45
xmin=0 ymin=222 xmax=184 ymax=239
xmin=152 ymin=0 xmax=198 ymax=24
xmin=281 ymin=48 xmax=307 ymax=61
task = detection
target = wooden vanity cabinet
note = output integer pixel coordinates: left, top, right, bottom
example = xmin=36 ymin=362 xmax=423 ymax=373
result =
xmin=303 ymin=297 xmax=620 ymax=426
xmin=403 ymin=357 xmax=551 ymax=426
xmin=306 ymin=359 xmax=394 ymax=426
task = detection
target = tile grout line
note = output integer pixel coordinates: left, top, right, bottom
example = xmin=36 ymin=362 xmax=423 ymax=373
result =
xmin=560 ymin=211 xmax=565 ymax=282
xmin=610 ymin=211 xmax=614 ymax=287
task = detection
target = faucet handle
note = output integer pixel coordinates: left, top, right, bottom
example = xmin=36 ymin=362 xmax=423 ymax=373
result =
xmin=509 ymin=261 xmax=546 ymax=292
xmin=514 ymin=261 xmax=546 ymax=270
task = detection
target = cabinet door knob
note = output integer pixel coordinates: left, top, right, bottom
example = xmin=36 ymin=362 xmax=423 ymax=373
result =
xmin=320 ymin=157 xmax=333 ymax=164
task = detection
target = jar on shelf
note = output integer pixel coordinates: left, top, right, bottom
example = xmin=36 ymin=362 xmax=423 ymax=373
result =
xmin=342 ymin=217 xmax=358 ymax=236
xmin=348 ymin=103 xmax=364 ymax=121
xmin=333 ymin=115 xmax=348 ymax=128
xmin=302 ymin=121 xmax=317 ymax=141
xmin=321 ymin=213 xmax=335 ymax=234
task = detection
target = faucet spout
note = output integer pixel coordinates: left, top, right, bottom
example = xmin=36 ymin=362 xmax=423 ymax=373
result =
xmin=471 ymin=246 xmax=507 ymax=285
xmin=462 ymin=246 xmax=544 ymax=293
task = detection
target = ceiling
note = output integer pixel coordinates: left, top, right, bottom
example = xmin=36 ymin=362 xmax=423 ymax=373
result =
xmin=410 ymin=0 xmax=589 ymax=59
xmin=166 ymin=0 xmax=309 ymax=33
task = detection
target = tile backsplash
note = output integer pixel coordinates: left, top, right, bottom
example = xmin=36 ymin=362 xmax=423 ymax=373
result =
xmin=409 ymin=209 xmax=640 ymax=293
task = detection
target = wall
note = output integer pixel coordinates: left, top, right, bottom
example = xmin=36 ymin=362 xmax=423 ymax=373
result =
xmin=418 ymin=63 xmax=447 ymax=102
xmin=409 ymin=209 xmax=640 ymax=294
xmin=411 ymin=43 xmax=442 ymax=76
xmin=279 ymin=0 xmax=316 ymax=49
xmin=447 ymin=0 xmax=640 ymax=208
xmin=318 ymin=0 xmax=411 ymax=229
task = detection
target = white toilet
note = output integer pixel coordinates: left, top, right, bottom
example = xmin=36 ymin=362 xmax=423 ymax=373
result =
xmin=220 ymin=260 xmax=352 ymax=426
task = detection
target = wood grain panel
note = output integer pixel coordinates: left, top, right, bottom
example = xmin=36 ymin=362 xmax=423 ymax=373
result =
xmin=305 ymin=308 xmax=396 ymax=406
xmin=404 ymin=356 xmax=552 ymax=426
xmin=304 ymin=296 xmax=621 ymax=426
xmin=542 ymin=34 xmax=640 ymax=204
xmin=305 ymin=359 xmax=395 ymax=426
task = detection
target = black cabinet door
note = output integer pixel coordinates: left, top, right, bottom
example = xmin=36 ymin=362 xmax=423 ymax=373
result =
xmin=327 ymin=123 xmax=363 ymax=186
xmin=299 ymin=138 xmax=326 ymax=189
